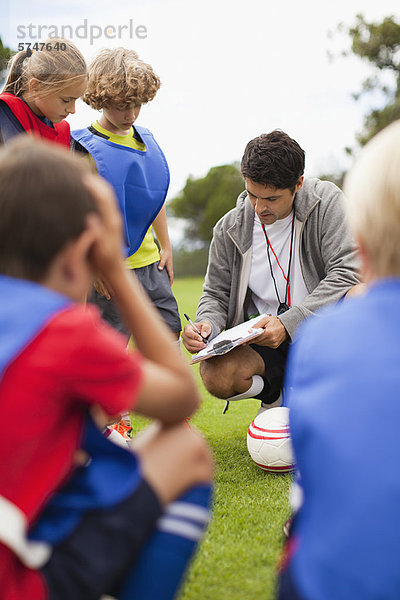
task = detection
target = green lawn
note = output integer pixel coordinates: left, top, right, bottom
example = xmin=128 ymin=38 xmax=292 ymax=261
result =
xmin=135 ymin=277 xmax=292 ymax=600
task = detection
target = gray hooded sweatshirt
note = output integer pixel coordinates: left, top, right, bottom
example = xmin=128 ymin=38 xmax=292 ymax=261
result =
xmin=196 ymin=178 xmax=361 ymax=340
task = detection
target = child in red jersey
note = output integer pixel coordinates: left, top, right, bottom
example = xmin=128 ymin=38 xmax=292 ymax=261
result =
xmin=0 ymin=38 xmax=87 ymax=148
xmin=0 ymin=137 xmax=213 ymax=600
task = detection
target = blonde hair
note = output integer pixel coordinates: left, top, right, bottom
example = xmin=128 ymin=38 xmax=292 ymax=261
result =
xmin=344 ymin=119 xmax=400 ymax=277
xmin=3 ymin=38 xmax=87 ymax=97
xmin=83 ymin=47 xmax=160 ymax=109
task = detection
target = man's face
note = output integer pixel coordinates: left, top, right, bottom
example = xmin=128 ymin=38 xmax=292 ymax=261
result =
xmin=245 ymin=177 xmax=303 ymax=225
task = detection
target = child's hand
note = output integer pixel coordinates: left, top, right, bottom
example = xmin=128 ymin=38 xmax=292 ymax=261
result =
xmin=93 ymin=277 xmax=113 ymax=299
xmin=84 ymin=174 xmax=125 ymax=278
xmin=158 ymin=246 xmax=174 ymax=284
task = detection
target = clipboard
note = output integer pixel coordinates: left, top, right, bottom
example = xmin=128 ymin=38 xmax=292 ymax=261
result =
xmin=190 ymin=314 xmax=267 ymax=364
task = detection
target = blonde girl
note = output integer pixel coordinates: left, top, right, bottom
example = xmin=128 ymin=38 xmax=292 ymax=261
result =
xmin=0 ymin=38 xmax=87 ymax=148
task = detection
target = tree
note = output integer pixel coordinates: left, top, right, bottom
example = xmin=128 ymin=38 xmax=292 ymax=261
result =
xmin=172 ymin=247 xmax=209 ymax=278
xmin=168 ymin=163 xmax=244 ymax=249
xmin=318 ymin=172 xmax=345 ymax=189
xmin=0 ymin=38 xmax=13 ymax=88
xmin=338 ymin=14 xmax=400 ymax=146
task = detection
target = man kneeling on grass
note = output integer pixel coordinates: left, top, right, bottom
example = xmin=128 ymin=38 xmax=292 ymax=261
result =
xmin=182 ymin=130 xmax=360 ymax=415
xmin=0 ymin=137 xmax=213 ymax=600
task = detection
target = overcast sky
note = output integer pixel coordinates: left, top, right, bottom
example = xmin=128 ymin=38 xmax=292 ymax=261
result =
xmin=2 ymin=0 xmax=400 ymax=202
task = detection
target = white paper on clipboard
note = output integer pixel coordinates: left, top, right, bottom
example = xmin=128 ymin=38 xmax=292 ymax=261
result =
xmin=190 ymin=314 xmax=267 ymax=364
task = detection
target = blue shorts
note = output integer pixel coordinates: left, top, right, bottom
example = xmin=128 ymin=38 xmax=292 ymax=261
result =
xmin=41 ymin=479 xmax=161 ymax=600
xmin=90 ymin=262 xmax=181 ymax=337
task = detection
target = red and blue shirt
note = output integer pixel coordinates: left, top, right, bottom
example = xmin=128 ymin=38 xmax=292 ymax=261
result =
xmin=0 ymin=275 xmax=143 ymax=599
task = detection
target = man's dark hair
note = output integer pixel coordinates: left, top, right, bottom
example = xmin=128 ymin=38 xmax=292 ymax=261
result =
xmin=0 ymin=136 xmax=97 ymax=281
xmin=241 ymin=130 xmax=305 ymax=192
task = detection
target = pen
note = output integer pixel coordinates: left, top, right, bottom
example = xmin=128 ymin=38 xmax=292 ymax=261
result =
xmin=184 ymin=313 xmax=209 ymax=344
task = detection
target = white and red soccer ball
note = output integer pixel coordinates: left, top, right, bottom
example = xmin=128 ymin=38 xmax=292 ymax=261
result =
xmin=247 ymin=407 xmax=295 ymax=473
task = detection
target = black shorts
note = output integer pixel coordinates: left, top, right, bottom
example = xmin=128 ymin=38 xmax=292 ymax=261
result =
xmin=250 ymin=341 xmax=290 ymax=404
xmin=41 ymin=479 xmax=161 ymax=600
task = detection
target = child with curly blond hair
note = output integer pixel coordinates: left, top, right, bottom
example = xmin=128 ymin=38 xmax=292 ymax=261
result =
xmin=72 ymin=47 xmax=181 ymax=440
xmin=72 ymin=47 xmax=180 ymax=342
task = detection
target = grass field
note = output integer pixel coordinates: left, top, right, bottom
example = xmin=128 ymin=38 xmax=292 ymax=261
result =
xmin=134 ymin=277 xmax=292 ymax=600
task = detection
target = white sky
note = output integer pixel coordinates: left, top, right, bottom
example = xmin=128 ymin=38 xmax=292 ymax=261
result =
xmin=2 ymin=0 xmax=400 ymax=203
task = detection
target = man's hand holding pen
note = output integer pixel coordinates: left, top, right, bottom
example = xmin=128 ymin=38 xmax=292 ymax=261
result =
xmin=182 ymin=315 xmax=211 ymax=354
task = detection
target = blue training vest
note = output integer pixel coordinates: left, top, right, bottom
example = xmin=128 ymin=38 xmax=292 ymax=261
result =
xmin=72 ymin=126 xmax=170 ymax=256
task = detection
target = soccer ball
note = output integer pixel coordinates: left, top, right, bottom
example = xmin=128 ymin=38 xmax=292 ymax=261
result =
xmin=247 ymin=407 xmax=295 ymax=473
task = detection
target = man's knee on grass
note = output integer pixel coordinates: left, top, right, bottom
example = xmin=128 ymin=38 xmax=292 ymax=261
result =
xmin=199 ymin=347 xmax=265 ymax=399
xmin=199 ymin=358 xmax=238 ymax=398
